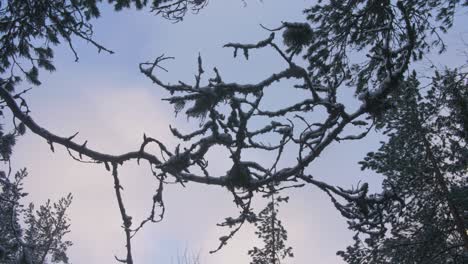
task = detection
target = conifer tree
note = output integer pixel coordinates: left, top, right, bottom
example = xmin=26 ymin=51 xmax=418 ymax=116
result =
xmin=0 ymin=168 xmax=73 ymax=264
xmin=338 ymin=70 xmax=468 ymax=263
xmin=0 ymin=0 xmax=467 ymax=262
xmin=249 ymin=190 xmax=293 ymax=264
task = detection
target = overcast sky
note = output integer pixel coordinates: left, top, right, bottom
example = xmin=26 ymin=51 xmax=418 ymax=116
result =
xmin=9 ymin=0 xmax=468 ymax=263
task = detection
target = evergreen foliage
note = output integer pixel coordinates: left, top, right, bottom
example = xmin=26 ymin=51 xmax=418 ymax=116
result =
xmin=337 ymin=70 xmax=468 ymax=263
xmin=0 ymin=0 xmax=467 ymax=262
xmin=0 ymin=0 xmax=206 ymax=93
xmin=249 ymin=193 xmax=293 ymax=264
xmin=0 ymin=169 xmax=73 ymax=264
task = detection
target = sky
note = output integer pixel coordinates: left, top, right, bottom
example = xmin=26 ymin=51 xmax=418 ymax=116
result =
xmin=6 ymin=0 xmax=468 ymax=263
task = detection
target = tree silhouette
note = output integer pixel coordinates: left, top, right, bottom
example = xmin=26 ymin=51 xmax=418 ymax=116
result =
xmin=0 ymin=0 xmax=467 ymax=262
xmin=338 ymin=70 xmax=468 ymax=263
xmin=0 ymin=169 xmax=73 ymax=264
xmin=248 ymin=190 xmax=293 ymax=264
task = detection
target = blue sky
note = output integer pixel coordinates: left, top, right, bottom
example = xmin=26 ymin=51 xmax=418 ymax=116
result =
xmin=9 ymin=0 xmax=468 ymax=263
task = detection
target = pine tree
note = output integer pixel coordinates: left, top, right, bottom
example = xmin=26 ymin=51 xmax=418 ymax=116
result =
xmin=338 ymin=70 xmax=468 ymax=263
xmin=0 ymin=169 xmax=73 ymax=264
xmin=1 ymin=0 xmax=467 ymax=261
xmin=249 ymin=191 xmax=293 ymax=264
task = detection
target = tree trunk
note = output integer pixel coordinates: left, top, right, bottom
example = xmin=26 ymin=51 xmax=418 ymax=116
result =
xmin=271 ymin=194 xmax=276 ymax=264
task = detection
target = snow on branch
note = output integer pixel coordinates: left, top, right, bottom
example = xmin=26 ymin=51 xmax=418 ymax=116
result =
xmin=0 ymin=4 xmax=418 ymax=256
